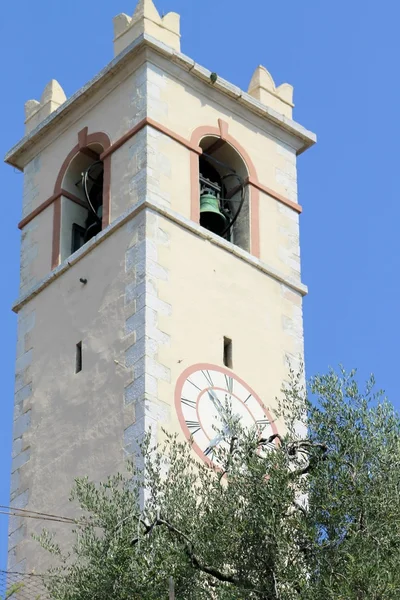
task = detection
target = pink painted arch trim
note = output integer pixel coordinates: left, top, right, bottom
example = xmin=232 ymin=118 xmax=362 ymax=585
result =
xmin=51 ymin=129 xmax=112 ymax=270
xmin=190 ymin=120 xmax=260 ymax=258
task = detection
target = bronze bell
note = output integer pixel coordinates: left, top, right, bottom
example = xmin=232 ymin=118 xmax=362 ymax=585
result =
xmin=199 ymin=192 xmax=227 ymax=235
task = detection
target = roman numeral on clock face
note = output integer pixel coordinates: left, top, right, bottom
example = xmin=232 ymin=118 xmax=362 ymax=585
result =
xmin=187 ymin=378 xmax=202 ymax=391
xmin=256 ymin=418 xmax=270 ymax=427
xmin=181 ymin=397 xmax=196 ymax=409
xmin=202 ymin=370 xmax=214 ymax=387
xmin=186 ymin=420 xmax=201 ymax=435
xmin=224 ymin=375 xmax=233 ymax=394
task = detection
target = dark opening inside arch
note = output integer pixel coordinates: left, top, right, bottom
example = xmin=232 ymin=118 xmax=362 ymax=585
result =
xmin=60 ymin=144 xmax=105 ymax=261
xmin=198 ymin=137 xmax=250 ymax=251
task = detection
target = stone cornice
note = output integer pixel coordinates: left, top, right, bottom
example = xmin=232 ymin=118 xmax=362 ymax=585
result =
xmin=11 ymin=197 xmax=307 ymax=313
xmin=5 ymin=34 xmax=316 ymax=170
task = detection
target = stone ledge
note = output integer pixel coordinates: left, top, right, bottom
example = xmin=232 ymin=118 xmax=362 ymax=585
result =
xmin=11 ymin=198 xmax=308 ymax=314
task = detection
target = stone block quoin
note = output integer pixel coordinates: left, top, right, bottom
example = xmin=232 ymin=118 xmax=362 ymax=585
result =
xmin=8 ymin=307 xmax=35 ymax=571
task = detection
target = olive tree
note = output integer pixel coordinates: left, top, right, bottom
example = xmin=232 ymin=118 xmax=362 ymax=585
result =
xmin=37 ymin=369 xmax=400 ymax=599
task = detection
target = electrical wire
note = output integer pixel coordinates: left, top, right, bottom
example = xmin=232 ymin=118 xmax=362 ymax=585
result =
xmin=0 ymin=504 xmax=76 ymax=521
xmin=0 ymin=568 xmax=49 ymax=599
xmin=82 ymin=161 xmax=103 ymax=223
xmin=0 ymin=569 xmax=49 ymax=579
xmin=0 ymin=504 xmax=79 ymax=524
xmin=219 ymin=173 xmax=246 ymax=237
xmin=0 ymin=510 xmax=80 ymax=525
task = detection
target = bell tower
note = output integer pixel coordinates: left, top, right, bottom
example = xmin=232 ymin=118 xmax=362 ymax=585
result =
xmin=5 ymin=0 xmax=315 ymax=574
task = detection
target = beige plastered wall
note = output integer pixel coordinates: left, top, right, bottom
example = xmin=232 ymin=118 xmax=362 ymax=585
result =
xmin=156 ymin=217 xmax=303 ymax=426
xmin=11 ymin=223 xmax=133 ymax=573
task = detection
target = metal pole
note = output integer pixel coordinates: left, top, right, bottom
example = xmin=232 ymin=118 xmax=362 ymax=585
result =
xmin=169 ymin=576 xmax=175 ymax=599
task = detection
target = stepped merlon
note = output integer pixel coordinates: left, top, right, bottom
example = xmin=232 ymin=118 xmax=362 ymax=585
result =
xmin=248 ymin=66 xmax=294 ymax=119
xmin=113 ymin=0 xmax=180 ymax=56
xmin=24 ymin=80 xmax=67 ymax=135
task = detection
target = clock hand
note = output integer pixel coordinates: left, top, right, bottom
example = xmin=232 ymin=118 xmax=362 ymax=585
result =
xmin=205 ymin=423 xmax=231 ymax=456
xmin=207 ymin=389 xmax=226 ymax=419
xmin=207 ymin=389 xmax=241 ymax=438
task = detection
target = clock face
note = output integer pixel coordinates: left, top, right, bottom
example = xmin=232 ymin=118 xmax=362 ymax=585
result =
xmin=175 ymin=363 xmax=278 ymax=467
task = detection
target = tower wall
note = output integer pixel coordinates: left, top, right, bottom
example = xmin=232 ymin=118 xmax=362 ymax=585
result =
xmin=9 ymin=202 xmax=304 ymax=572
xmin=6 ymin=1 xmax=315 ymax=575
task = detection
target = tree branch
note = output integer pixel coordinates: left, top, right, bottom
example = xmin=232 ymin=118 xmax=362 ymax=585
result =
xmin=218 ymin=435 xmax=238 ymax=481
xmin=130 ymin=516 xmax=155 ymax=545
xmin=258 ymin=434 xmax=283 ymax=447
xmin=257 ymin=434 xmax=329 ymax=477
xmin=131 ymin=513 xmax=271 ymax=597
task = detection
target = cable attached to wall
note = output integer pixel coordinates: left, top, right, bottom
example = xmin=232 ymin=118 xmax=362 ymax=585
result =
xmin=219 ymin=172 xmax=246 ymax=237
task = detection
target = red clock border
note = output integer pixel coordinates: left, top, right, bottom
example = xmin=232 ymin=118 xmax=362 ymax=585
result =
xmin=174 ymin=362 xmax=279 ymax=466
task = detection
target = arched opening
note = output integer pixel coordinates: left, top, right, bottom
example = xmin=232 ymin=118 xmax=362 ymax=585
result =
xmin=60 ymin=144 xmax=105 ymax=261
xmin=198 ymin=137 xmax=250 ymax=251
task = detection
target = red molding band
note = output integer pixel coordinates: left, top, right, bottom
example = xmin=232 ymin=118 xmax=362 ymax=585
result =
xmin=18 ymin=119 xmax=301 ymax=270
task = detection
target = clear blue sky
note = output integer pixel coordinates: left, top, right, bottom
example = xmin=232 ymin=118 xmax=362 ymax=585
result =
xmin=1 ymin=0 xmax=399 ymax=570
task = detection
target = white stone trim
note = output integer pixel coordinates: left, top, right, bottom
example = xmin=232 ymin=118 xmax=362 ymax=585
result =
xmin=123 ymin=212 xmax=171 ymax=505
xmin=8 ymin=306 xmax=35 ymax=571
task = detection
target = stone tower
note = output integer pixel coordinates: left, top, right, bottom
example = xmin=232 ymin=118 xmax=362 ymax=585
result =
xmin=5 ymin=0 xmax=315 ymax=573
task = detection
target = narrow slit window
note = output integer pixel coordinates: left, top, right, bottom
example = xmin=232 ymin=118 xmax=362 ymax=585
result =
xmin=223 ymin=337 xmax=233 ymax=368
xmin=76 ymin=342 xmax=82 ymax=373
